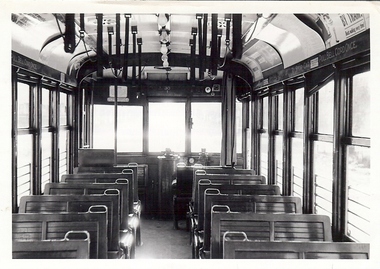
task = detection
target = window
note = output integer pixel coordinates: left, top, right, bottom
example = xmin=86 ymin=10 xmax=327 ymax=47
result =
xmin=93 ymin=104 xmax=115 ymax=149
xmin=149 ymin=102 xmax=185 ymax=153
xmin=313 ymin=141 xmax=333 ymax=218
xmin=313 ymin=82 xmax=334 ymax=221
xmin=274 ymin=94 xmax=283 ymax=192
xmin=17 ymin=82 xmax=30 ymax=128
xmin=292 ymin=88 xmax=304 ymax=201
xmin=16 ymin=82 xmax=32 ymax=202
xmin=317 ymin=81 xmax=334 ymax=134
xmin=59 ymin=130 xmax=68 ymax=177
xmin=17 ymin=134 xmax=33 ymax=203
xmin=345 ymin=70 xmax=370 ymax=242
xmin=236 ymin=101 xmax=242 ymax=154
xmin=191 ymin=102 xmax=221 ymax=153
xmin=260 ymin=97 xmax=269 ymax=178
xmin=117 ymin=106 xmax=143 ymax=152
xmin=60 ymin=92 xmax=67 ymax=126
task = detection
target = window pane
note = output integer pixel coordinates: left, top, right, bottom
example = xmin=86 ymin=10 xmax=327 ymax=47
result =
xmin=236 ymin=101 xmax=242 ymax=154
xmin=149 ymin=102 xmax=185 ymax=153
xmin=318 ymin=81 xmax=334 ymax=134
xmin=42 ymin=88 xmax=50 ymax=127
xmin=17 ymin=82 xmax=30 ymax=128
xmin=346 ymin=145 xmax=370 ymax=242
xmin=191 ymin=102 xmax=221 ymax=153
xmin=117 ymin=106 xmax=143 ymax=152
xmin=41 ymin=132 xmax=52 ymax=188
xmin=294 ymin=88 xmax=304 ymax=132
xmin=262 ymin=97 xmax=268 ymax=129
xmin=260 ymin=133 xmax=268 ymax=179
xmin=352 ymin=72 xmax=370 ymax=137
xmin=60 ymin=92 xmax=67 ymax=125
xmin=93 ymin=105 xmax=115 ymax=149
xmin=313 ymin=141 xmax=333 ymax=220
xmin=59 ymin=130 xmax=68 ymax=177
xmin=275 ymin=135 xmax=283 ymax=194
xmin=292 ymin=138 xmax=303 ymax=202
xmin=17 ymin=134 xmax=33 ymax=202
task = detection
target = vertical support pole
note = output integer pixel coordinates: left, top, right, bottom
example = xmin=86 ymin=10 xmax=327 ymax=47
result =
xmin=33 ymin=79 xmax=42 ymax=194
xmin=251 ymin=96 xmax=260 ymax=174
xmin=303 ymin=75 xmax=314 ymax=214
xmin=52 ymin=87 xmax=60 ymax=183
xmin=332 ymin=67 xmax=344 ymax=241
xmin=283 ymin=85 xmax=292 ymax=196
xmin=12 ymin=67 xmax=18 ymax=212
xmin=221 ymin=73 xmax=237 ymax=166
xmin=268 ymin=93 xmax=275 ymax=185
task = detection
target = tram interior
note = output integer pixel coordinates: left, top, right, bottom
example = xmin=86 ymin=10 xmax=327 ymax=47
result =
xmin=9 ymin=10 xmax=374 ymax=261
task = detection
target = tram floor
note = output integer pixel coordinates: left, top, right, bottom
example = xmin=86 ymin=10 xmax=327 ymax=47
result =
xmin=135 ymin=216 xmax=192 ymax=259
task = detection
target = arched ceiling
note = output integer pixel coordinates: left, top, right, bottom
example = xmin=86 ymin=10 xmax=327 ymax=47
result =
xmin=11 ymin=13 xmax=370 ymax=86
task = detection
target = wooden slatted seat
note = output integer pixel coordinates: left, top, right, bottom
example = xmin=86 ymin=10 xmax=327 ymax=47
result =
xmin=195 ymin=190 xmax=299 ymax=258
xmin=191 ymin=171 xmax=265 ymax=210
xmin=190 ymin=173 xmax=266 ymax=234
xmin=18 ymin=192 xmax=131 ymax=259
xmin=188 ymin=174 xmax=268 ymax=258
xmin=13 ymin=209 xmax=107 ymax=259
xmin=199 ymin=190 xmax=302 ymax=257
xmin=12 ymin=231 xmax=91 ymax=259
xmin=61 ymin=171 xmax=141 ymax=246
xmin=210 ymin=209 xmax=332 ymax=259
xmin=44 ymin=181 xmax=130 ymax=230
xmin=223 ymin=233 xmax=369 ymax=259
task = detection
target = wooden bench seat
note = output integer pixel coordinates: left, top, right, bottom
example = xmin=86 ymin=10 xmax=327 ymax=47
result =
xmin=191 ymin=171 xmax=265 ymax=208
xmin=61 ymin=172 xmax=141 ymax=246
xmin=194 ymin=192 xmax=301 ymax=258
xmin=210 ymin=209 xmax=332 ymax=259
xmin=189 ymin=173 xmax=267 ymax=232
xmin=13 ymin=209 xmax=107 ymax=259
xmin=189 ymin=178 xmax=274 ymax=258
xmin=44 ymin=181 xmax=130 ymax=231
xmin=13 ymin=231 xmax=90 ymax=259
xmin=18 ymin=192 xmax=132 ymax=259
xmin=223 ymin=233 xmax=369 ymax=259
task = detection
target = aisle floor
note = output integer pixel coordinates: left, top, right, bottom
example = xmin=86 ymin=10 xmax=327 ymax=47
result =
xmin=135 ymin=217 xmax=192 ymax=259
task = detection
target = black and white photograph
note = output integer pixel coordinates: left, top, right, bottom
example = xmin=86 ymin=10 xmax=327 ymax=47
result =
xmin=1 ymin=1 xmax=379 ymax=268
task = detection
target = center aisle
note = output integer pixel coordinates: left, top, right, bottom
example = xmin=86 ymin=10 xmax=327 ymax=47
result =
xmin=135 ymin=217 xmax=192 ymax=259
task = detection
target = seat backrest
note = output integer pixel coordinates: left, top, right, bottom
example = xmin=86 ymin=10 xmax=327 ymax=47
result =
xmin=211 ymin=210 xmax=332 ymax=259
xmin=222 ymin=235 xmax=370 ymax=259
xmin=192 ymin=172 xmax=265 ymax=214
xmin=202 ymin=192 xmax=302 ymax=253
xmin=13 ymin=209 xmax=107 ymax=259
xmin=197 ymin=181 xmax=280 ymax=224
xmin=19 ymin=193 xmax=120 ymax=252
xmin=64 ymin=166 xmax=138 ymax=201
xmin=62 ymin=173 xmax=135 ymax=213
xmin=12 ymin=234 xmax=90 ymax=259
xmin=44 ymin=181 xmax=129 ymax=230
